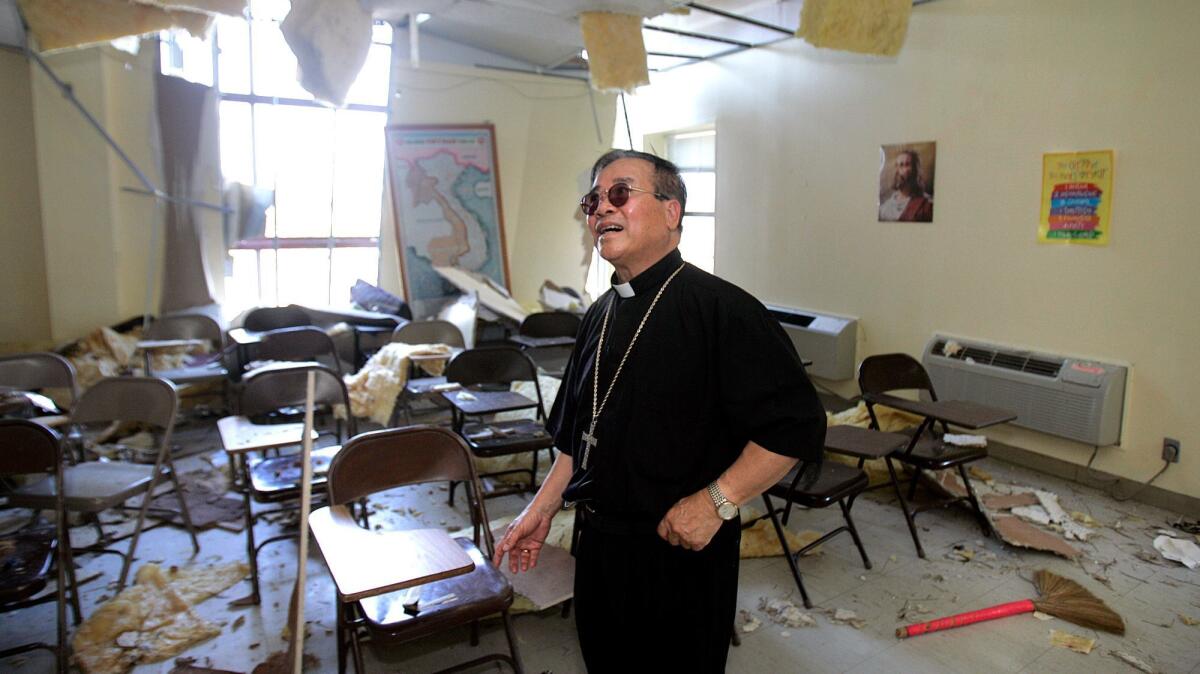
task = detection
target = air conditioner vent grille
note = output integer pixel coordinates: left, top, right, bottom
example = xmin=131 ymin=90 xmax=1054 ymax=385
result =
xmin=930 ymin=340 xmax=1062 ymax=378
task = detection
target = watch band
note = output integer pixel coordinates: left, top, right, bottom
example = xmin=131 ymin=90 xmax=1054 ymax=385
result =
xmin=707 ymin=481 xmax=739 ymax=520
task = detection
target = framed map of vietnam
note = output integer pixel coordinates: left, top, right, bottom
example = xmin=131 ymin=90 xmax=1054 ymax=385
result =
xmin=385 ymin=124 xmax=510 ymax=317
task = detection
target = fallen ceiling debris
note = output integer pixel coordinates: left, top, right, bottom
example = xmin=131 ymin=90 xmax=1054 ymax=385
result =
xmin=16 ymin=0 xmax=242 ymax=52
xmin=579 ymin=11 xmax=650 ymax=92
xmin=796 ymin=0 xmax=912 ymax=56
xmin=72 ymin=562 xmax=248 ymax=674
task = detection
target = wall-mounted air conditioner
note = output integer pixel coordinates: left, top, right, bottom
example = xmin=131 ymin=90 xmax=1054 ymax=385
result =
xmin=765 ymin=305 xmax=857 ymax=380
xmin=922 ymin=334 xmax=1126 ymax=446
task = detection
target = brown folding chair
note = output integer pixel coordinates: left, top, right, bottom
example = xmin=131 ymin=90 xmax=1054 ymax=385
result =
xmin=756 ymin=459 xmax=872 ymax=608
xmin=858 ymin=353 xmax=991 ymax=558
xmin=326 ymin=426 xmax=523 ymax=674
xmin=0 ymin=420 xmax=77 ymax=673
xmin=443 ymin=348 xmax=554 ymax=505
xmin=243 ymin=305 xmax=309 ymax=332
xmin=142 ymin=313 xmax=232 ymax=409
xmin=235 ymin=363 xmax=357 ymax=605
xmin=392 ymin=319 xmax=466 ymax=348
xmin=517 ymin=312 xmax=580 ymax=340
xmin=254 ymin=326 xmax=344 ymax=375
xmin=0 ymin=352 xmax=78 ymax=413
xmin=513 ymin=312 xmax=579 ymax=376
xmin=391 ymin=320 xmax=466 ymax=424
xmin=6 ymin=377 xmax=199 ymax=589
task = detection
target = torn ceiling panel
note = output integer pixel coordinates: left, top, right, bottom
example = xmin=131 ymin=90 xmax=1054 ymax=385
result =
xmin=796 ymin=0 xmax=912 ymax=57
xmin=141 ymin=0 xmax=245 ymax=16
xmin=15 ymin=0 xmax=234 ymax=52
xmin=280 ymin=0 xmax=373 ymax=107
xmin=580 ymin=11 xmax=649 ymax=91
xmin=366 ymin=0 xmax=677 ymax=69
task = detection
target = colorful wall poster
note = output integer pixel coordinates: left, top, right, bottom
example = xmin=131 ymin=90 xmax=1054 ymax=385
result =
xmin=1039 ymin=150 xmax=1113 ymax=245
xmin=385 ymin=124 xmax=509 ymax=318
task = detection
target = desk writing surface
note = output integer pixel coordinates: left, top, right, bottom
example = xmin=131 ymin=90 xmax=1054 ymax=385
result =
xmin=509 ymin=335 xmax=576 ymax=349
xmin=226 ymin=328 xmax=262 ymax=346
xmin=137 ymin=339 xmax=207 ymax=350
xmin=310 ymin=505 xmax=474 ymax=601
xmin=217 ymin=415 xmax=316 ymax=454
xmin=440 ymin=389 xmax=536 ymax=417
xmin=869 ymin=394 xmax=1017 ymax=429
xmin=824 ymin=425 xmax=909 ymax=459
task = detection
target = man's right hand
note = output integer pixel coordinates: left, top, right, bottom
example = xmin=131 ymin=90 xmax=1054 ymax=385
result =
xmin=493 ymin=506 xmax=553 ymax=573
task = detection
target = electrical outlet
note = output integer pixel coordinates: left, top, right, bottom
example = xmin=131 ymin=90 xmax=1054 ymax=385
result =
xmin=1162 ymin=437 xmax=1181 ymax=463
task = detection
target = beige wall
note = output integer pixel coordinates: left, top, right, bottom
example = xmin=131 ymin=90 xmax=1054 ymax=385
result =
xmin=0 ymin=49 xmax=52 ymax=349
xmin=622 ymin=0 xmax=1200 ymax=498
xmin=381 ymin=59 xmax=617 ymax=311
xmin=29 ymin=45 xmax=161 ymax=341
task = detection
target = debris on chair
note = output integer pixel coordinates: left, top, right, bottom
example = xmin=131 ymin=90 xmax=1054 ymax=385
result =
xmin=343 ymin=342 xmax=454 ymax=424
xmin=946 ymin=434 xmax=988 ymax=449
xmin=1049 ymin=628 xmax=1096 ymax=654
xmin=1152 ymin=534 xmax=1200 ymax=569
xmin=759 ymin=597 xmax=816 ymax=628
xmin=72 ymin=562 xmax=248 ymax=674
xmin=828 ymin=608 xmax=867 ymax=629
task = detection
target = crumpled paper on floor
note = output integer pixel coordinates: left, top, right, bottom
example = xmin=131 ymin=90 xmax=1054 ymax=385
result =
xmin=73 ymin=562 xmax=248 ymax=674
xmin=1153 ymin=535 xmax=1200 ymax=569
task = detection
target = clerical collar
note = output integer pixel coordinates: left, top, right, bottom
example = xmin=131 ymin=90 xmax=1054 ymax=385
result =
xmin=610 ymin=249 xmax=684 ymax=299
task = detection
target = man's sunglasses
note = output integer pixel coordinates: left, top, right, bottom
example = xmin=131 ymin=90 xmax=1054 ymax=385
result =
xmin=579 ymin=183 xmax=668 ymax=216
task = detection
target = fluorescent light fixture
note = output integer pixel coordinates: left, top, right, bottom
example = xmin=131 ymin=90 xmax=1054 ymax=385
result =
xmin=416 ymin=12 xmax=431 ymax=24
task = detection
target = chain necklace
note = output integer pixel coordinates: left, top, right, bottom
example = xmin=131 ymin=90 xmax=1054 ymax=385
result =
xmin=579 ymin=263 xmax=686 ymax=469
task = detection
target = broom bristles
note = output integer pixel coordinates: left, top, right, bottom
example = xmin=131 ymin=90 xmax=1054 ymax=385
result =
xmin=1032 ymin=569 xmax=1125 ymax=635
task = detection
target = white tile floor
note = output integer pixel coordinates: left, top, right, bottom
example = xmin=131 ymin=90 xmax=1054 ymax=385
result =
xmin=3 ymin=418 xmax=1198 ymax=674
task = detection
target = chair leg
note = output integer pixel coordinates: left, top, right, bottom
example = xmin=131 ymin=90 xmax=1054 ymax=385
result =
xmin=164 ymin=455 xmax=201 ymax=553
xmin=907 ymin=466 xmax=922 ymax=501
xmin=336 ymin=599 xmax=348 ymax=674
xmin=55 ymin=506 xmax=68 ymax=674
xmin=762 ymin=494 xmax=811 ymax=609
xmin=350 ymin=608 xmax=365 ymax=674
xmin=447 ymin=480 xmax=457 ymax=506
xmin=242 ymin=481 xmax=262 ymax=604
xmin=62 ymin=534 xmax=82 ymax=625
xmin=118 ymin=457 xmax=168 ymax=588
xmin=839 ymin=497 xmax=872 ymax=570
xmin=958 ymin=464 xmax=992 ymax=537
xmin=501 ymin=609 xmax=525 ymax=674
xmin=886 ymin=457 xmax=925 ymax=559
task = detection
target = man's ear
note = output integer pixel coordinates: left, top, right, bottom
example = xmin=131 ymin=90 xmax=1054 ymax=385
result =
xmin=665 ymin=199 xmax=682 ymax=231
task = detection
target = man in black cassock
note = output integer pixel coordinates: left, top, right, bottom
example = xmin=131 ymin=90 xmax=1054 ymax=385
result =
xmin=494 ymin=150 xmax=825 ymax=672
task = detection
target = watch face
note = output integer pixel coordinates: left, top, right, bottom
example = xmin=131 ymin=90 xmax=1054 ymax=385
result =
xmin=718 ymin=502 xmax=738 ymax=520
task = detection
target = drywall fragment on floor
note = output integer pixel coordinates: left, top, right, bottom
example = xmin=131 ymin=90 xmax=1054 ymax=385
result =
xmin=1049 ymin=628 xmax=1095 ymax=654
xmin=991 ymin=515 xmax=1081 ymax=559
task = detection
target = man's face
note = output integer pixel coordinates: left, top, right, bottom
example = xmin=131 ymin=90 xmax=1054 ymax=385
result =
xmin=892 ymin=152 xmax=915 ymax=190
xmin=588 ymin=158 xmax=680 ymax=276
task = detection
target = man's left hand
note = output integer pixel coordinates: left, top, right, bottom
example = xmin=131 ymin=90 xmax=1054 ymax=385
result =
xmin=657 ymin=489 xmax=724 ymax=551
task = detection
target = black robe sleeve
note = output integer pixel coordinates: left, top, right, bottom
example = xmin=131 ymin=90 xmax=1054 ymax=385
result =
xmin=716 ymin=296 xmax=826 ymax=463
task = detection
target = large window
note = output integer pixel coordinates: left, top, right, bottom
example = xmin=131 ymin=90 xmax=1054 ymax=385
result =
xmin=160 ymin=1 xmax=393 ymax=313
xmin=585 ymin=128 xmax=716 ymax=299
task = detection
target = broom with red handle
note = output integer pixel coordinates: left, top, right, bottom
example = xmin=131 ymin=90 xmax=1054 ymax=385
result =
xmin=896 ymin=570 xmax=1125 ymax=639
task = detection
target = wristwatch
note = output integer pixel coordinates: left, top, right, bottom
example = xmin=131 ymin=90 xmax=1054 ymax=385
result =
xmin=706 ymin=481 xmax=739 ymax=521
